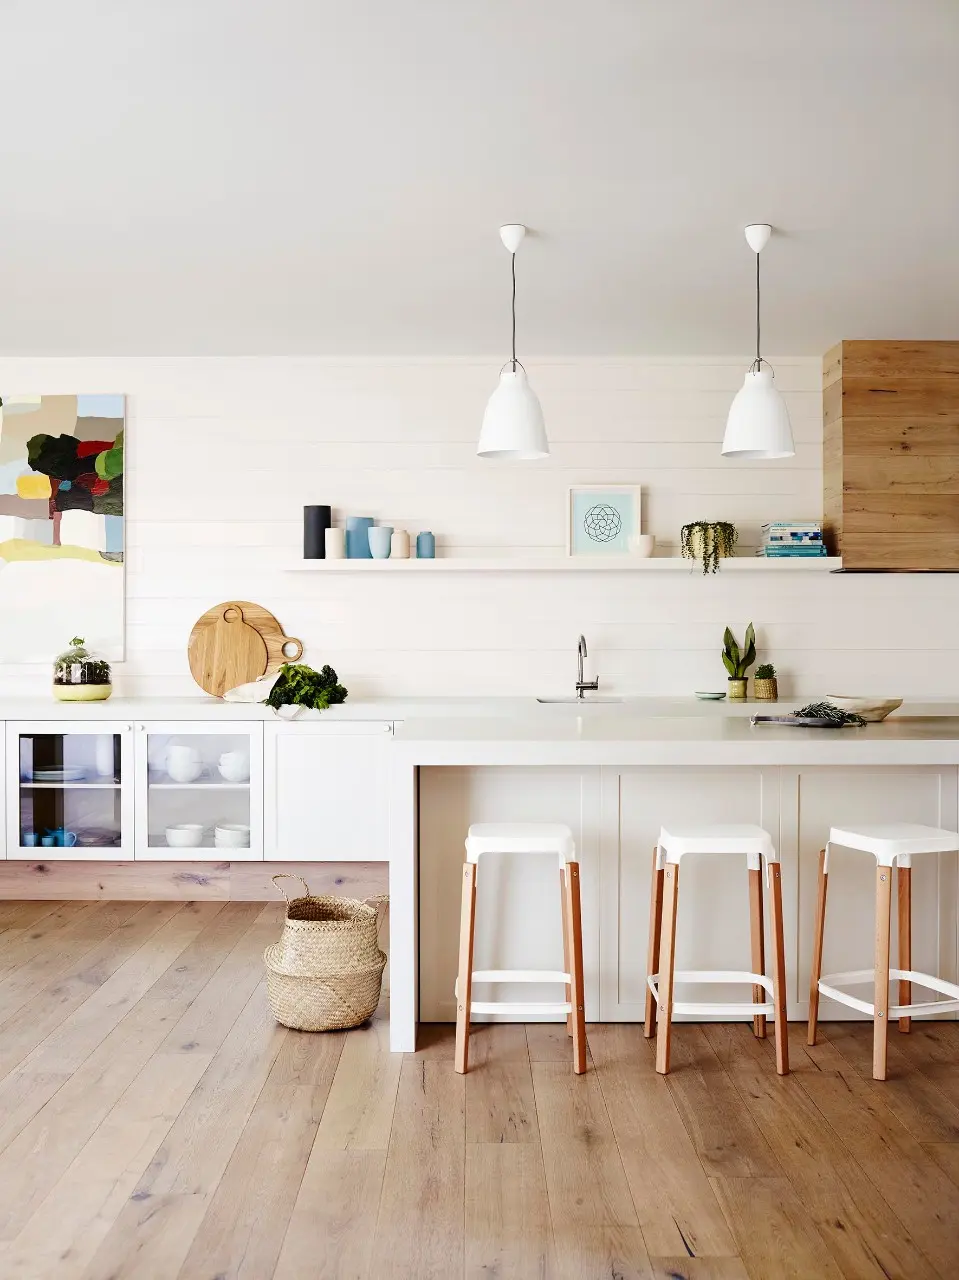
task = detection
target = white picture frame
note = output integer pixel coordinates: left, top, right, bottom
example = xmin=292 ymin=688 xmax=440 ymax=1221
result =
xmin=567 ymin=485 xmax=642 ymax=556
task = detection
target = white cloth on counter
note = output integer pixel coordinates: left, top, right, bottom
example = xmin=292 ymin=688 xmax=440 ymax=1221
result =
xmin=223 ymin=673 xmax=304 ymax=718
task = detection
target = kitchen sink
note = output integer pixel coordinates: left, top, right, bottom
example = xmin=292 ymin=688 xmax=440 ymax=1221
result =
xmin=536 ymin=696 xmax=624 ymax=704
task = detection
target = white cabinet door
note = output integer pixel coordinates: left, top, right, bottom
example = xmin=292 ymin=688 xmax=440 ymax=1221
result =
xmin=267 ymin=722 xmax=393 ymax=862
xmin=133 ymin=722 xmax=264 ymax=860
xmin=417 ymin=765 xmax=602 ymax=1023
xmin=5 ymin=721 xmax=134 ymax=860
xmin=601 ymin=766 xmax=780 ymax=1021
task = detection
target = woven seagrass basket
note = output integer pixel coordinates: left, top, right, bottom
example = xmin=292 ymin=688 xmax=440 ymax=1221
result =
xmin=264 ymin=874 xmax=388 ymax=1032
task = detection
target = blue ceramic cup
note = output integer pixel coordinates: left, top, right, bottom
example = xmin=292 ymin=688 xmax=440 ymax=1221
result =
xmin=345 ymin=516 xmax=374 ymax=559
xmin=22 ymin=831 xmax=39 ymax=847
xmin=41 ymin=836 xmax=55 ymax=847
xmin=368 ymin=526 xmax=393 ymax=559
xmin=416 ymin=531 xmax=436 ymax=559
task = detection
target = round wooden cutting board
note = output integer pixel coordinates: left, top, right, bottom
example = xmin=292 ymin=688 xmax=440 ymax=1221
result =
xmin=187 ymin=601 xmax=304 ymax=697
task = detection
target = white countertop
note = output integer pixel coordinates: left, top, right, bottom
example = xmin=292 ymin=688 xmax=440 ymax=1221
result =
xmin=391 ymin=712 xmax=959 ymax=767
xmin=2 ymin=694 xmax=958 ymax=722
xmin=5 ymin=694 xmax=959 ymax=764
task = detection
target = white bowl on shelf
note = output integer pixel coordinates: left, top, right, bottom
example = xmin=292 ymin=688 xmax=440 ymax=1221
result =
xmin=826 ymin=695 xmax=903 ymax=723
xmin=165 ymin=823 xmax=205 ymax=848
xmin=214 ymin=822 xmax=250 ymax=849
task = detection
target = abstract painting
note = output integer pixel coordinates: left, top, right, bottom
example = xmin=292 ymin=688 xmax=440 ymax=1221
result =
xmin=0 ymin=395 xmax=124 ymax=661
xmin=568 ymin=485 xmax=640 ymax=556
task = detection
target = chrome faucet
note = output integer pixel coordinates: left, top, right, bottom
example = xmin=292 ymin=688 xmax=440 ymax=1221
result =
xmin=576 ymin=635 xmax=600 ymax=699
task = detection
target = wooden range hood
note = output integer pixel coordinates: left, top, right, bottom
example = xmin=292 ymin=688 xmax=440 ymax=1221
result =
xmin=823 ymin=340 xmax=959 ymax=570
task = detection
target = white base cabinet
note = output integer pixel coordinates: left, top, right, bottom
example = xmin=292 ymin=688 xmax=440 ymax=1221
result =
xmin=1 ymin=716 xmax=395 ymax=866
xmin=5 ymin=720 xmax=264 ymax=861
xmin=267 ymin=721 xmax=393 ymax=862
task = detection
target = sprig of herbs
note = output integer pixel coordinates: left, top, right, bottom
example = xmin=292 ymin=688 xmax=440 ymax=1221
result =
xmin=264 ymin=662 xmax=348 ymax=712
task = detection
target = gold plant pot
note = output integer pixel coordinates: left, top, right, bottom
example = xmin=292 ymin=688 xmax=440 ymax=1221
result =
xmin=727 ymin=677 xmax=747 ymax=701
xmin=753 ymin=677 xmax=778 ymax=702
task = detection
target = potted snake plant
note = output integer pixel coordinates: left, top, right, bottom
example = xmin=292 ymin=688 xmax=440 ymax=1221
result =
xmin=722 ymin=623 xmax=756 ymax=700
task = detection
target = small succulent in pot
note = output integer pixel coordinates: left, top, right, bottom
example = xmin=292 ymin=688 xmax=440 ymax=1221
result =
xmin=681 ymin=521 xmax=738 ymax=574
xmin=722 ymin=623 xmax=756 ymax=700
xmin=53 ymin=637 xmax=112 ymax=702
xmin=753 ymin=662 xmax=778 ymax=702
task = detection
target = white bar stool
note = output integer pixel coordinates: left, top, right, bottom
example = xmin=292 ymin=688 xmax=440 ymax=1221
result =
xmin=808 ymin=823 xmax=959 ymax=1080
xmin=645 ymin=824 xmax=788 ymax=1076
xmin=454 ymin=823 xmax=586 ymax=1075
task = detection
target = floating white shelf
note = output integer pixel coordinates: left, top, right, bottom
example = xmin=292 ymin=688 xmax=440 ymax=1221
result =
xmin=286 ymin=556 xmax=841 ymax=574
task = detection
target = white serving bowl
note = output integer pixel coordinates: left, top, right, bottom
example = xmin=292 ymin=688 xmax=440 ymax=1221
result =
xmin=214 ymin=822 xmax=250 ymax=849
xmin=826 ymin=696 xmax=903 ymax=723
xmin=165 ymin=823 xmax=205 ymax=848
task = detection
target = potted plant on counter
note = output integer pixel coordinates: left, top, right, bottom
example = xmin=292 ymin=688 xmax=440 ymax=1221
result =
xmin=754 ymin=662 xmax=778 ymax=701
xmin=681 ymin=521 xmax=738 ymax=574
xmin=722 ymin=623 xmax=756 ymax=700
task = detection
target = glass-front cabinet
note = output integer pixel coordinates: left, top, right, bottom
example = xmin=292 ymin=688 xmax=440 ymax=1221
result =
xmin=6 ymin=722 xmax=134 ymax=859
xmin=134 ymin=721 xmax=263 ymax=860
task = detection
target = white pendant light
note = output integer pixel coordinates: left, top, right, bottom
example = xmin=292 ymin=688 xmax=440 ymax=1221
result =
xmin=477 ymin=224 xmax=549 ymax=460
xmin=722 ymin=223 xmax=795 ymax=460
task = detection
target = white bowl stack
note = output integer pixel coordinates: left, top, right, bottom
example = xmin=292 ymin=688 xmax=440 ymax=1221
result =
xmin=215 ymin=823 xmax=250 ymax=849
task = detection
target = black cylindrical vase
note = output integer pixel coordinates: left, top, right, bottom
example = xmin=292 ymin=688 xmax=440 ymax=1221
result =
xmin=303 ymin=505 xmax=332 ymax=559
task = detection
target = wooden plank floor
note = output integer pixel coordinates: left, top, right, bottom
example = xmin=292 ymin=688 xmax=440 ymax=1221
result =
xmin=0 ymin=902 xmax=957 ymax=1278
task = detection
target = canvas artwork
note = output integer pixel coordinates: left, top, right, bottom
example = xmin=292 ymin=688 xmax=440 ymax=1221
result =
xmin=568 ymin=485 xmax=640 ymax=556
xmin=0 ymin=395 xmax=125 ymax=661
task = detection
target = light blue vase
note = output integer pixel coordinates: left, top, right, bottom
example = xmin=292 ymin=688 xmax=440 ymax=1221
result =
xmin=346 ymin=516 xmax=374 ymax=559
xmin=368 ymin=526 xmax=393 ymax=559
xmin=416 ymin=531 xmax=436 ymax=559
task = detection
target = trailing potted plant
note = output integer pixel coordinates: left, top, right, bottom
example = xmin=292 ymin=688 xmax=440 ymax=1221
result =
xmin=722 ymin=623 xmax=756 ymax=700
xmin=753 ymin=662 xmax=778 ymax=701
xmin=681 ymin=521 xmax=738 ymax=574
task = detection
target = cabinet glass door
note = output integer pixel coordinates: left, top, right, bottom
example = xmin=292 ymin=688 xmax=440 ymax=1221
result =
xmin=8 ymin=723 xmax=132 ymax=859
xmin=136 ymin=723 xmax=262 ymax=860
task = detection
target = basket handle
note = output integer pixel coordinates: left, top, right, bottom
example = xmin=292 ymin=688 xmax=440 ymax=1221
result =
xmin=272 ymin=873 xmax=311 ymax=901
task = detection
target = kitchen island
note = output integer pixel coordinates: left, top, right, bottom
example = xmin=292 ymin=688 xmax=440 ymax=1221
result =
xmin=388 ymin=711 xmax=959 ymax=1051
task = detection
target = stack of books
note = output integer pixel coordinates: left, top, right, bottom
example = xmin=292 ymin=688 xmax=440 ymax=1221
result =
xmin=757 ymin=522 xmax=826 ymax=557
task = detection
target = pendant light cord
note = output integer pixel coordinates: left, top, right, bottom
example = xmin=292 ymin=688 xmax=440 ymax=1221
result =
xmin=511 ymin=252 xmax=517 ymax=370
xmin=755 ymin=251 xmax=761 ymax=367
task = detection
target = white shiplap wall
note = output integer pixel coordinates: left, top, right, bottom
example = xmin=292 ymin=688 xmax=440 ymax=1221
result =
xmin=0 ymin=355 xmax=954 ymax=699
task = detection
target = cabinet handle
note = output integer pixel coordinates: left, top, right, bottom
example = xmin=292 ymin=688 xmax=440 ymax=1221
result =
xmin=384 ymin=724 xmax=393 ymax=734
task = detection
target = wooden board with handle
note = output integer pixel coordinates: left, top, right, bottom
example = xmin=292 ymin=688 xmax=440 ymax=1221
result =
xmin=187 ymin=602 xmax=303 ymax=697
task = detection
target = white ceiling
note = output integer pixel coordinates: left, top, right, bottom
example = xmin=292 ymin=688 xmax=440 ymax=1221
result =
xmin=1 ymin=0 xmax=956 ymax=355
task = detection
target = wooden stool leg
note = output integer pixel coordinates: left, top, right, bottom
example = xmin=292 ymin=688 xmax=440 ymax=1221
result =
xmin=768 ymin=861 xmax=789 ymax=1075
xmin=454 ymin=862 xmax=477 ymax=1075
xmin=873 ymin=865 xmax=892 ymax=1081
xmin=748 ymin=865 xmax=767 ymax=1039
xmin=644 ymin=845 xmax=664 ymax=1038
xmin=560 ymin=867 xmax=572 ymax=1035
xmin=655 ymin=863 xmax=680 ymax=1075
xmin=565 ymin=861 xmax=587 ymax=1074
xmin=807 ymin=849 xmax=828 ymax=1046
xmin=898 ymin=864 xmax=912 ymax=1033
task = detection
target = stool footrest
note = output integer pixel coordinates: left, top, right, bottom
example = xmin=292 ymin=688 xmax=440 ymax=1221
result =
xmin=647 ymin=971 xmax=774 ymax=1018
xmin=818 ymin=968 xmax=959 ymax=1018
xmin=468 ymin=1000 xmax=573 ymax=1016
xmin=469 ymin=969 xmax=571 ymax=985
xmin=455 ymin=971 xmax=574 ymax=1019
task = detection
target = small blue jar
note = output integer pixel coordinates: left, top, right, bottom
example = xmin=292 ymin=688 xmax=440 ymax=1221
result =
xmin=416 ymin=531 xmax=435 ymax=559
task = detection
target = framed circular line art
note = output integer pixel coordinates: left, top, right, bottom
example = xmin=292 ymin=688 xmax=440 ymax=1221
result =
xmin=567 ymin=485 xmax=641 ymax=557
